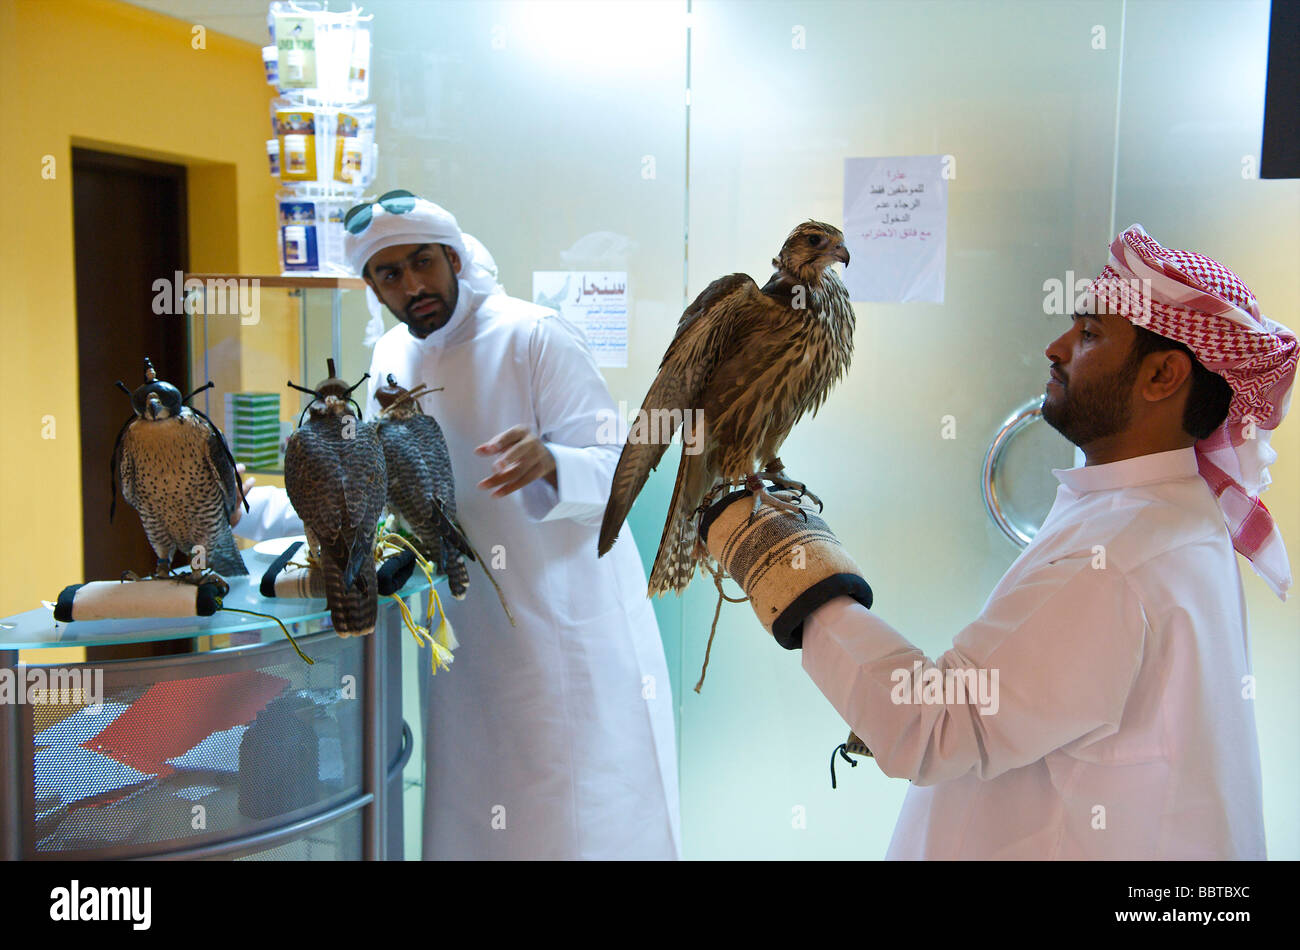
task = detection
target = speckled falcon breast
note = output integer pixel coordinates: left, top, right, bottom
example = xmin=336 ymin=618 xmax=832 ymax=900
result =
xmin=118 ymin=408 xmax=247 ymax=577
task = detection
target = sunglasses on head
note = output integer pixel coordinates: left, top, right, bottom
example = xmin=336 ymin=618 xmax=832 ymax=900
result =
xmin=343 ymin=189 xmax=418 ymax=234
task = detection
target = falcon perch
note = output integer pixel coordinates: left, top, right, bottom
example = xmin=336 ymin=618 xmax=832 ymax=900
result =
xmin=598 ymin=220 xmax=855 ymax=596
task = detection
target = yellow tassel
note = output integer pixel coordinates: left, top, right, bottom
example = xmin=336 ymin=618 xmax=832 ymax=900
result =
xmin=427 ymin=585 xmax=456 ymax=656
xmin=378 ymin=530 xmax=456 ymax=674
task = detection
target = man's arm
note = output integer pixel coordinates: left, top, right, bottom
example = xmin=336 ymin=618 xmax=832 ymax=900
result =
xmin=801 ymin=558 xmax=1147 ymax=786
xmin=231 ymin=484 xmax=305 ymax=542
xmin=515 ymin=312 xmax=624 ymax=526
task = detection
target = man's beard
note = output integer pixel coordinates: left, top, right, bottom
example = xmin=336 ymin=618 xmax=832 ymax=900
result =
xmin=402 ymin=283 xmax=457 ymax=338
xmin=1041 ymin=357 xmax=1139 ymax=447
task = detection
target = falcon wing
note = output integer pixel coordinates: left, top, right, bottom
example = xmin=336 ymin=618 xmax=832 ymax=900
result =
xmin=431 ymin=494 xmax=476 ymax=561
xmin=115 ymin=421 xmax=139 ymax=512
xmin=662 ymin=272 xmax=753 ymax=363
xmin=284 ymin=428 xmax=346 ymax=550
xmin=597 ymin=273 xmax=783 ymax=555
xmin=339 ymin=423 xmax=387 ymax=589
xmin=196 ymin=413 xmax=243 ymax=519
xmin=757 ymin=269 xmax=799 ymax=308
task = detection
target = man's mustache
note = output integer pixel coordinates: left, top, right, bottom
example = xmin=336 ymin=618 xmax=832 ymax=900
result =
xmin=407 ymin=294 xmax=445 ymax=317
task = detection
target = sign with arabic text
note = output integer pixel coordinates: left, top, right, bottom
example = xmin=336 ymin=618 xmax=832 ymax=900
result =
xmin=532 ymin=271 xmax=629 ymax=367
xmin=843 ymin=155 xmax=948 ymax=303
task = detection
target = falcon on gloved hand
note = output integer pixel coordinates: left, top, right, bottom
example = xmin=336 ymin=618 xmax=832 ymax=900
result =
xmin=598 ymin=220 xmax=855 ymax=596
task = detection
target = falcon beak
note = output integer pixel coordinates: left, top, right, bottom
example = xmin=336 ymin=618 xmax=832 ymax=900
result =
xmin=833 ymin=243 xmax=850 ymax=266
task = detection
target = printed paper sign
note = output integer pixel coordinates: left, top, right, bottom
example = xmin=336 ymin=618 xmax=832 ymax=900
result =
xmin=843 ymin=155 xmax=948 ymax=303
xmin=532 ymin=271 xmax=629 ymax=368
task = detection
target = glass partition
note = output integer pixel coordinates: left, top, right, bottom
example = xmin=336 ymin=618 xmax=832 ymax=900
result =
xmin=359 ymin=0 xmax=692 ymax=857
xmin=683 ymin=0 xmax=1120 ymax=858
xmin=135 ymin=0 xmax=1296 ymax=859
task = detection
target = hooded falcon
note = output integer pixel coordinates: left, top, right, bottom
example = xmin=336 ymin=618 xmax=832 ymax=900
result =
xmin=598 ymin=220 xmax=854 ymax=596
xmin=112 ymin=358 xmax=248 ymax=579
xmin=284 ymin=361 xmax=388 ymax=636
xmin=373 ymin=374 xmax=475 ymax=598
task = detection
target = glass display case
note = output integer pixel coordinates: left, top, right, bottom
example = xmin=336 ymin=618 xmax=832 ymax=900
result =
xmin=0 ymin=273 xmax=443 ymax=859
xmin=183 ymin=273 xmax=375 ymax=474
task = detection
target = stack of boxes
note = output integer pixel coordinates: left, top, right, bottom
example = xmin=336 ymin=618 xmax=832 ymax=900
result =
xmin=225 ymin=392 xmax=282 ymax=471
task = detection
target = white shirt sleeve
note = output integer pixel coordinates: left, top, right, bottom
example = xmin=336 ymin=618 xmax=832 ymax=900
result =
xmin=519 ymin=314 xmax=622 ymax=527
xmin=800 ymin=558 xmax=1148 ymax=786
xmin=232 ymin=485 xmax=304 ymax=542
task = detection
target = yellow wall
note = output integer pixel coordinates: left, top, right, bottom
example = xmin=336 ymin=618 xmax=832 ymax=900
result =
xmin=0 ymin=0 xmax=285 ymax=618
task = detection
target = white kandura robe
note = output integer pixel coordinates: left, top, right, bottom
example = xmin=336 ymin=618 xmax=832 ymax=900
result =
xmin=237 ymin=280 xmax=681 ymax=860
xmin=803 ymin=447 xmax=1268 ymax=859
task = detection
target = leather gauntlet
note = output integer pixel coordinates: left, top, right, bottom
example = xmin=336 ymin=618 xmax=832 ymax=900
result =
xmin=698 ymin=488 xmax=873 ymax=650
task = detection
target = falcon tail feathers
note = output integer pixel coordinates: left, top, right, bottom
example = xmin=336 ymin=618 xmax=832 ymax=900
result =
xmin=323 ymin=552 xmax=377 ymax=636
xmin=208 ymin=533 xmax=248 ymax=577
xmin=598 ymin=398 xmax=684 ymax=556
xmin=646 ymin=451 xmax=706 ymax=596
xmin=443 ymin=541 xmax=470 ymax=599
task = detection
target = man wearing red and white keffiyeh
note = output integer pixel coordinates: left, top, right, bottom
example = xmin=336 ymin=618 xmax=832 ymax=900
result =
xmin=709 ymin=222 xmax=1292 ymax=858
xmin=1085 ymin=223 xmax=1298 ymax=599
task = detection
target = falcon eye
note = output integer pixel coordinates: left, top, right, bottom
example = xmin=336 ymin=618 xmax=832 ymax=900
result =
xmin=808 ymin=235 xmax=823 ymax=246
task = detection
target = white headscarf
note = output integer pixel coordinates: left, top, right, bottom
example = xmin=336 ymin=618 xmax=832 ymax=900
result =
xmin=460 ymin=232 xmax=505 ymax=296
xmin=345 ymin=195 xmax=466 ymax=278
xmin=348 ymin=195 xmax=502 ymax=344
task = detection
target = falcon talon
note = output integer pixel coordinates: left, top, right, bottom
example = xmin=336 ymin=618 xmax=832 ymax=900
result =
xmin=187 ymin=570 xmax=230 ymax=596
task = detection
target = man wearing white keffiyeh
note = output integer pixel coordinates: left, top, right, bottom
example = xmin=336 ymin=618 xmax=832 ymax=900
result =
xmin=702 ymin=223 xmax=1291 ymax=858
xmin=234 ymin=192 xmax=681 ymax=860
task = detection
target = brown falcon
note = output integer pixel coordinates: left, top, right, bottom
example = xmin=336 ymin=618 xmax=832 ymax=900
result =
xmin=597 ymin=220 xmax=854 ymax=596
xmin=372 ymin=374 xmax=474 ymax=599
xmin=111 ymin=358 xmax=248 ymax=581
xmin=284 ymin=362 xmax=388 ymax=636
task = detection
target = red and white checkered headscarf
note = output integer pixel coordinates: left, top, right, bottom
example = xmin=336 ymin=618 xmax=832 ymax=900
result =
xmin=1089 ymin=224 xmax=1298 ymax=600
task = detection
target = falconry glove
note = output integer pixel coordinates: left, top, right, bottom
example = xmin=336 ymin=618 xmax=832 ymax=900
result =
xmin=698 ymin=487 xmax=873 ymax=650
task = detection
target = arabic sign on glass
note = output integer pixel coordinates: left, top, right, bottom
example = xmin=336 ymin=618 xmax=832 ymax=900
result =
xmin=532 ymin=271 xmax=629 ymax=368
xmin=842 ymin=155 xmax=949 ymax=303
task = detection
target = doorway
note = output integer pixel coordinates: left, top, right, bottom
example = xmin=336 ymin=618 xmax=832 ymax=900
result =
xmin=72 ymin=148 xmax=189 ymax=585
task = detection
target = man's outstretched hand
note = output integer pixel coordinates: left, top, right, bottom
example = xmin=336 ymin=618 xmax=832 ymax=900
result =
xmin=475 ymin=425 xmax=557 ymax=497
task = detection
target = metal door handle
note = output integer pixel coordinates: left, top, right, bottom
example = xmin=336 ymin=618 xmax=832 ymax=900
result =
xmin=982 ymin=395 xmax=1046 ymax=548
